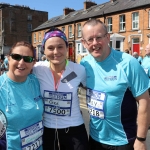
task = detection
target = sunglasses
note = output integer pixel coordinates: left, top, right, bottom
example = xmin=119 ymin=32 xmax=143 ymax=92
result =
xmin=45 ymin=27 xmax=64 ymax=35
xmin=10 ymin=53 xmax=35 ymax=63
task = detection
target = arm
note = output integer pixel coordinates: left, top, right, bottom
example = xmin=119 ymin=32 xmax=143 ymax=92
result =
xmin=134 ymin=90 xmax=150 ymax=150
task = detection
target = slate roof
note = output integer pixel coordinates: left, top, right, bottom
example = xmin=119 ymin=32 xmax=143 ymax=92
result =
xmin=33 ymin=0 xmax=150 ymax=31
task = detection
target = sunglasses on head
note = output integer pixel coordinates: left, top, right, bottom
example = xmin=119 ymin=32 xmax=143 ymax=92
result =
xmin=10 ymin=53 xmax=35 ymax=63
xmin=45 ymin=27 xmax=64 ymax=35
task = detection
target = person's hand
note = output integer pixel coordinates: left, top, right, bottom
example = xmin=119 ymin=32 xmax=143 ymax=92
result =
xmin=134 ymin=139 xmax=147 ymax=150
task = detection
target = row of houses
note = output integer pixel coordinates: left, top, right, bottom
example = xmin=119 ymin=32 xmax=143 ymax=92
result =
xmin=1 ymin=0 xmax=150 ymax=62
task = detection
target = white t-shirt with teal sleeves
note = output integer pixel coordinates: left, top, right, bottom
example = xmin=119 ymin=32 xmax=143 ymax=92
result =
xmin=0 ymin=73 xmax=43 ymax=150
xmin=80 ymin=48 xmax=149 ymax=146
xmin=33 ymin=60 xmax=86 ymax=129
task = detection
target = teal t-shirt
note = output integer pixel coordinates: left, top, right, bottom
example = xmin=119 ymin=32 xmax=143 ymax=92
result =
xmin=80 ymin=49 xmax=149 ymax=146
xmin=0 ymin=73 xmax=43 ymax=150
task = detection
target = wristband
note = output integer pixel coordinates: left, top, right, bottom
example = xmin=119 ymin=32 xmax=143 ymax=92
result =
xmin=136 ymin=136 xmax=146 ymax=141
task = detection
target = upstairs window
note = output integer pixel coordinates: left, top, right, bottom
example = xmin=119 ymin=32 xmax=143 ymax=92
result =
xmin=119 ymin=15 xmax=125 ymax=31
xmin=39 ymin=32 xmax=41 ymax=42
xmin=68 ymin=25 xmax=72 ymax=38
xmin=132 ymin=12 xmax=139 ymax=30
xmin=28 ymin=15 xmax=32 ymax=21
xmin=107 ymin=17 xmax=112 ymax=33
xmin=62 ymin=26 xmax=65 ymax=33
xmin=34 ymin=33 xmax=36 ymax=43
xmin=27 ymin=23 xmax=32 ymax=32
xmin=148 ymin=10 xmax=150 ymax=28
xmin=77 ymin=24 xmax=81 ymax=37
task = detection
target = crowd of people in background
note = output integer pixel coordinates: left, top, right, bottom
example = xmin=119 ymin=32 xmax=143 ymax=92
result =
xmin=0 ymin=18 xmax=150 ymax=150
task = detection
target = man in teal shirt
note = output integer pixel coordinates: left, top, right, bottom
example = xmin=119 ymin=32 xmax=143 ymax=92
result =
xmin=141 ymin=44 xmax=150 ymax=93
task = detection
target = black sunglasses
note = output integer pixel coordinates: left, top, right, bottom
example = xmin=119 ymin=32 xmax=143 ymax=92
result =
xmin=10 ymin=53 xmax=35 ymax=63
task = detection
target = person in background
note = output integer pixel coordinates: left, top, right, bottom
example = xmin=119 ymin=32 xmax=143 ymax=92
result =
xmin=3 ymin=55 xmax=8 ymax=71
xmin=132 ymin=52 xmax=143 ymax=64
xmin=33 ymin=27 xmax=88 ymax=150
xmin=141 ymin=43 xmax=150 ymax=94
xmin=0 ymin=41 xmax=43 ymax=150
xmin=80 ymin=18 xmax=150 ymax=150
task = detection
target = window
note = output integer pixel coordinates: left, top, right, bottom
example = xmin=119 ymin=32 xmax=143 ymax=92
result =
xmin=77 ymin=24 xmax=81 ymax=37
xmin=27 ymin=23 xmax=32 ymax=32
xmin=116 ymin=41 xmax=121 ymax=51
xmin=62 ymin=26 xmax=65 ymax=33
xmin=107 ymin=17 xmax=112 ymax=32
xmin=28 ymin=36 xmax=31 ymax=43
xmin=39 ymin=32 xmax=41 ymax=42
xmin=119 ymin=15 xmax=125 ymax=31
xmin=28 ymin=15 xmax=32 ymax=20
xmin=68 ymin=25 xmax=72 ymax=38
xmin=148 ymin=11 xmax=150 ymax=28
xmin=11 ymin=20 xmax=16 ymax=31
xmin=132 ymin=12 xmax=139 ymax=30
xmin=34 ymin=33 xmax=36 ymax=43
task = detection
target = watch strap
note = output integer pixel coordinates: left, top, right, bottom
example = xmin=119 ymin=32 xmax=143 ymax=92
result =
xmin=136 ymin=136 xmax=146 ymax=141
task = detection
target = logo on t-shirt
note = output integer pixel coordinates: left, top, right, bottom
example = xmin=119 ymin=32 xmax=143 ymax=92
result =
xmin=0 ymin=110 xmax=7 ymax=139
xmin=104 ymin=76 xmax=117 ymax=81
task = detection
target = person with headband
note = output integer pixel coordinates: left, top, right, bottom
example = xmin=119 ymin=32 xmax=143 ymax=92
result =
xmin=33 ymin=27 xmax=88 ymax=150
xmin=0 ymin=41 xmax=44 ymax=150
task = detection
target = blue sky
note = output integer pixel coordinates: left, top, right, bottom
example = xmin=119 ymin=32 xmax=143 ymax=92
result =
xmin=2 ymin=0 xmax=108 ymax=19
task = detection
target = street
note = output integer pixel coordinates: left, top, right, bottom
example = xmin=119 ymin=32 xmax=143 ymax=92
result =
xmin=79 ymin=89 xmax=150 ymax=149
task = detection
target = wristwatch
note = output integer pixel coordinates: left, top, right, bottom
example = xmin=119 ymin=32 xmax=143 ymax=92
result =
xmin=136 ymin=136 xmax=146 ymax=141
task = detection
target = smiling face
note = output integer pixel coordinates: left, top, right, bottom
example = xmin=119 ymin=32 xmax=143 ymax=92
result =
xmin=7 ymin=43 xmax=35 ymax=82
xmin=82 ymin=23 xmax=110 ymax=62
xmin=44 ymin=37 xmax=68 ymax=66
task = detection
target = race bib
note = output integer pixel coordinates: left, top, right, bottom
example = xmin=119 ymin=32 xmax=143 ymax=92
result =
xmin=43 ymin=90 xmax=72 ymax=116
xmin=86 ymin=88 xmax=106 ymax=119
xmin=0 ymin=110 xmax=7 ymax=139
xmin=20 ymin=121 xmax=43 ymax=150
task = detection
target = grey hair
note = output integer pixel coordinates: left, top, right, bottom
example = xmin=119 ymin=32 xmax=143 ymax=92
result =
xmin=81 ymin=18 xmax=108 ymax=37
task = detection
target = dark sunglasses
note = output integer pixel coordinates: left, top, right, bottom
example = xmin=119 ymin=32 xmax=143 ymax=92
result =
xmin=10 ymin=53 xmax=35 ymax=63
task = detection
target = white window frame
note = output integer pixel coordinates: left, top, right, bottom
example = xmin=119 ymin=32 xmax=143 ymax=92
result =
xmin=132 ymin=12 xmax=139 ymax=30
xmin=68 ymin=25 xmax=72 ymax=38
xmin=62 ymin=26 xmax=65 ymax=33
xmin=107 ymin=17 xmax=112 ymax=33
xmin=119 ymin=15 xmax=125 ymax=31
xmin=77 ymin=24 xmax=81 ymax=37
xmin=27 ymin=23 xmax=32 ymax=32
xmin=39 ymin=32 xmax=41 ymax=42
xmin=34 ymin=33 xmax=36 ymax=43
xmin=148 ymin=10 xmax=150 ymax=28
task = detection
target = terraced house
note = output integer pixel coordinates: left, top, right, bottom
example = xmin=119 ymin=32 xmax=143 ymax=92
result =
xmin=32 ymin=0 xmax=150 ymax=62
xmin=0 ymin=3 xmax=48 ymax=59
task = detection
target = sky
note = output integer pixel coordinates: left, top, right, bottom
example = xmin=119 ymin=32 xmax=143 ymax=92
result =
xmin=2 ymin=0 xmax=108 ymax=19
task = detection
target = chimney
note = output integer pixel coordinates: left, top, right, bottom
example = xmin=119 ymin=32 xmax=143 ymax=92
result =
xmin=63 ymin=8 xmax=75 ymax=16
xmin=84 ymin=1 xmax=97 ymax=10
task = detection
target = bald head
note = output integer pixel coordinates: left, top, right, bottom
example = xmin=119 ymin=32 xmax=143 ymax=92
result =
xmin=132 ymin=52 xmax=138 ymax=59
xmin=145 ymin=44 xmax=150 ymax=56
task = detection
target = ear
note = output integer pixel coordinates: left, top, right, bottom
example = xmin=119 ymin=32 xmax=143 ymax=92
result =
xmin=81 ymin=38 xmax=86 ymax=49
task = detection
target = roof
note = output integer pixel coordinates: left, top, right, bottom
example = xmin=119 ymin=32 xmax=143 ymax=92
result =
xmin=33 ymin=0 xmax=150 ymax=31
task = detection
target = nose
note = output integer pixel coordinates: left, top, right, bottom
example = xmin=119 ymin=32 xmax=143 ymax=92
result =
xmin=92 ymin=38 xmax=98 ymax=45
xmin=18 ymin=58 xmax=25 ymax=63
xmin=53 ymin=48 xmax=59 ymax=54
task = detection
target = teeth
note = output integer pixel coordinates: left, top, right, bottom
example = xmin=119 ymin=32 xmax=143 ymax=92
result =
xmin=17 ymin=67 xmax=25 ymax=70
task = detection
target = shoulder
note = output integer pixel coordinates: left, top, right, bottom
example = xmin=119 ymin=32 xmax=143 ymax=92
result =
xmin=68 ymin=61 xmax=85 ymax=72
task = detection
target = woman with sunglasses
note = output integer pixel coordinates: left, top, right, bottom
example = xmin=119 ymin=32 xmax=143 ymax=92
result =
xmin=0 ymin=41 xmax=44 ymax=150
xmin=33 ymin=28 xmax=88 ymax=150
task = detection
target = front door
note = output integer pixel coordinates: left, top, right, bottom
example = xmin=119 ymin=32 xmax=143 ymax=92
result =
xmin=132 ymin=38 xmax=140 ymax=55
